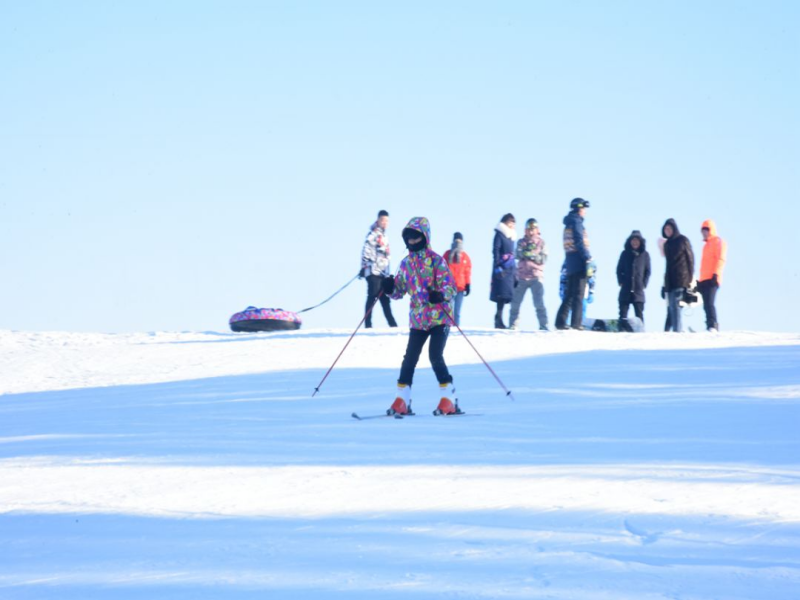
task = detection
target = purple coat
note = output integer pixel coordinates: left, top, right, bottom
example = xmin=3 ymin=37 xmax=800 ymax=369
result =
xmin=391 ymin=217 xmax=457 ymax=330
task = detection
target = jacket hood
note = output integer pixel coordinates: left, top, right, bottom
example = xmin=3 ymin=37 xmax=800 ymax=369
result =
xmin=625 ymin=230 xmax=647 ymax=252
xmin=701 ymin=219 xmax=717 ymax=236
xmin=403 ymin=216 xmax=431 ymax=248
xmin=662 ymin=218 xmax=680 ymax=239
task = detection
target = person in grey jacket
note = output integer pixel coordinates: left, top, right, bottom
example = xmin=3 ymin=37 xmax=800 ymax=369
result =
xmin=360 ymin=210 xmax=398 ymax=328
xmin=509 ymin=218 xmax=549 ymax=330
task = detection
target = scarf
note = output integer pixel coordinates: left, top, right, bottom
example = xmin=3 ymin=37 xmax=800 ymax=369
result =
xmin=449 ymin=239 xmax=463 ymax=264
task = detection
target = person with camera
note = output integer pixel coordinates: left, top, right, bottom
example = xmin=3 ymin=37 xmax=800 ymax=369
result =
xmin=661 ymin=218 xmax=694 ymax=332
xmin=697 ymin=219 xmax=727 ymax=332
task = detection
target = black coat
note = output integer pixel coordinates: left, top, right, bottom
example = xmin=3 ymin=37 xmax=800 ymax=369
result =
xmin=490 ymin=227 xmax=516 ymax=302
xmin=662 ymin=219 xmax=694 ymax=290
xmin=616 ymin=234 xmax=651 ymax=303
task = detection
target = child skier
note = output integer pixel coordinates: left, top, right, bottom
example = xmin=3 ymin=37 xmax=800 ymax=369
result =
xmin=381 ymin=217 xmax=459 ymax=416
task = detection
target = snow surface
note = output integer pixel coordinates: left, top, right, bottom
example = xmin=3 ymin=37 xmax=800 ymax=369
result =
xmin=2 ymin=327 xmax=800 ymax=599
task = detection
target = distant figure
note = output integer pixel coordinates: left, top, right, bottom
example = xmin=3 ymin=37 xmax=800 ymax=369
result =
xmin=697 ymin=219 xmax=727 ymax=332
xmin=443 ymin=232 xmax=472 ymax=327
xmin=616 ymin=230 xmax=651 ymax=327
xmin=490 ymin=213 xmax=517 ymax=329
xmin=509 ymin=218 xmax=549 ymax=330
xmin=555 ymin=198 xmax=592 ymax=330
xmin=360 ymin=210 xmax=398 ymax=328
xmin=382 ymin=217 xmax=459 ymax=416
xmin=662 ymin=218 xmax=694 ymax=332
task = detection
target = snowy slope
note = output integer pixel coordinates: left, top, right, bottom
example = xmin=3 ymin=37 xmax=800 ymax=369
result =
xmin=2 ymin=328 xmax=800 ymax=599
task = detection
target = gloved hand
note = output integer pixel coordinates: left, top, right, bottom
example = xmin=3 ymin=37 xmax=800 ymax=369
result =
xmin=587 ymin=292 xmax=594 ymax=304
xmin=464 ymin=283 xmax=471 ymax=296
xmin=514 ymin=280 xmax=519 ymax=288
xmin=494 ymin=266 xmax=503 ymax=275
xmin=358 ymin=268 xmax=365 ymax=279
xmin=586 ymin=262 xmax=595 ymax=278
xmin=427 ymin=288 xmax=445 ymax=304
xmin=381 ymin=276 xmax=395 ymax=295
xmin=712 ymin=274 xmax=719 ymax=286
xmin=660 ymin=286 xmax=666 ymax=299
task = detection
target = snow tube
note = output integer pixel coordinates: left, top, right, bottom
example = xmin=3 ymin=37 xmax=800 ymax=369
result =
xmin=229 ymin=307 xmax=302 ymax=332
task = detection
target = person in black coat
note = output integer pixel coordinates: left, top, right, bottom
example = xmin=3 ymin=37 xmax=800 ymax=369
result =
xmin=616 ymin=230 xmax=651 ymax=326
xmin=555 ymin=198 xmax=592 ymax=330
xmin=662 ymin=218 xmax=694 ymax=332
xmin=490 ymin=213 xmax=517 ymax=329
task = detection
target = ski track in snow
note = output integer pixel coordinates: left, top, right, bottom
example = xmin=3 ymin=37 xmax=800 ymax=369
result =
xmin=2 ymin=328 xmax=800 ymax=599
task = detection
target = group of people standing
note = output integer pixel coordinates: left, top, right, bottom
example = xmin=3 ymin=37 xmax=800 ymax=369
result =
xmin=357 ymin=207 xmax=727 ymax=416
xmin=360 ymin=204 xmax=727 ymax=336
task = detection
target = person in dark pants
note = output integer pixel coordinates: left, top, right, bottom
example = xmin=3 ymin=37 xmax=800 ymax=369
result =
xmin=555 ymin=198 xmax=592 ymax=330
xmin=662 ymin=218 xmax=694 ymax=332
xmin=616 ymin=230 xmax=651 ymax=326
xmin=382 ymin=217 xmax=458 ymax=416
xmin=490 ymin=213 xmax=517 ymax=329
xmin=360 ymin=210 xmax=397 ymax=328
xmin=697 ymin=219 xmax=727 ymax=332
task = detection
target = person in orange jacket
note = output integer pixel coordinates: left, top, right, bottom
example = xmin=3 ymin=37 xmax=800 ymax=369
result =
xmin=443 ymin=232 xmax=472 ymax=326
xmin=697 ymin=219 xmax=727 ymax=332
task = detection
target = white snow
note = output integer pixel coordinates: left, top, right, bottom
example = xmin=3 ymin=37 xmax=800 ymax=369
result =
xmin=2 ymin=327 xmax=800 ymax=598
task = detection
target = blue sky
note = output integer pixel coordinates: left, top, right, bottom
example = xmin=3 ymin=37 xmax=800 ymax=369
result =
xmin=1 ymin=1 xmax=798 ymax=333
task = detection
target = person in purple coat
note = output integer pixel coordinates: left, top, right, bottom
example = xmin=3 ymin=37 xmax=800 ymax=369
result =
xmin=381 ymin=217 xmax=459 ymax=416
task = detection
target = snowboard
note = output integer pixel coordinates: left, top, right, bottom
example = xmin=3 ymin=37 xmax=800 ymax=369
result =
xmin=584 ymin=316 xmax=644 ymax=332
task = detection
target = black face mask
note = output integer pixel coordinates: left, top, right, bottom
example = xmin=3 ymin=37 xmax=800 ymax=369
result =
xmin=403 ymin=229 xmax=426 ymax=252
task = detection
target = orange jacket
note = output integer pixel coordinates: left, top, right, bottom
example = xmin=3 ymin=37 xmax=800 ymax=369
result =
xmin=442 ymin=249 xmax=472 ymax=293
xmin=699 ymin=219 xmax=727 ymax=285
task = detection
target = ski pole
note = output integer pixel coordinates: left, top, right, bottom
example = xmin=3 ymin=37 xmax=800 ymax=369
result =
xmin=312 ymin=290 xmax=384 ymax=397
xmin=440 ymin=303 xmax=515 ymax=401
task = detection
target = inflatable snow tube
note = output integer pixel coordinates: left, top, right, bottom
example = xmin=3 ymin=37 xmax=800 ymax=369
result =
xmin=229 ymin=307 xmax=302 ymax=332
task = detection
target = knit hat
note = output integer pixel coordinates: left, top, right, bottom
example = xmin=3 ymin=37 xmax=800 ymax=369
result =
xmin=453 ymin=232 xmax=463 ymax=241
xmin=378 ymin=210 xmax=389 ymax=218
xmin=525 ymin=218 xmax=538 ymax=229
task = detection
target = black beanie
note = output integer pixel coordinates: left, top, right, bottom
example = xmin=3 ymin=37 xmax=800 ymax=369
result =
xmin=453 ymin=232 xmax=463 ymax=241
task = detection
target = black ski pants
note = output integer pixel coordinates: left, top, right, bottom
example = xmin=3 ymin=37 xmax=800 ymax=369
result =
xmin=555 ymin=273 xmax=587 ymax=329
xmin=398 ymin=325 xmax=452 ymax=387
xmin=619 ymin=297 xmax=645 ymax=322
xmin=365 ymin=274 xmax=397 ymax=328
xmin=697 ymin=279 xmax=719 ymax=329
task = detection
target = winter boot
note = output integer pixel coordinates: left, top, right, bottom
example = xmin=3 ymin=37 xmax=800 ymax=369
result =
xmin=387 ymin=384 xmax=414 ymax=416
xmin=433 ymin=383 xmax=462 ymax=415
xmin=494 ymin=315 xmax=507 ymax=329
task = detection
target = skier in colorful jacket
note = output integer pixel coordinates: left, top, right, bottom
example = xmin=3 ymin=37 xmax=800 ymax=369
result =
xmin=360 ymin=210 xmax=398 ymax=328
xmin=380 ymin=217 xmax=459 ymax=416
xmin=697 ymin=219 xmax=727 ymax=332
xmin=443 ymin=232 xmax=472 ymax=327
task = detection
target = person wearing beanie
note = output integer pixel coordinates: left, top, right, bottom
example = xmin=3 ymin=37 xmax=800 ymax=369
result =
xmin=443 ymin=232 xmax=472 ymax=326
xmin=380 ymin=217 xmax=460 ymax=416
xmin=616 ymin=230 xmax=651 ymax=328
xmin=661 ymin=218 xmax=694 ymax=332
xmin=555 ymin=198 xmax=592 ymax=330
xmin=509 ymin=218 xmax=549 ymax=330
xmin=360 ymin=209 xmax=398 ymax=328
xmin=490 ymin=213 xmax=517 ymax=329
xmin=697 ymin=219 xmax=727 ymax=332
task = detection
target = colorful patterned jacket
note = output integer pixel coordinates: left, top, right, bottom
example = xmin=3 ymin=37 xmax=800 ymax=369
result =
xmin=391 ymin=217 xmax=457 ymax=330
xmin=562 ymin=211 xmax=591 ymax=276
xmin=361 ymin=222 xmax=391 ymax=277
xmin=515 ymin=233 xmax=547 ymax=281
